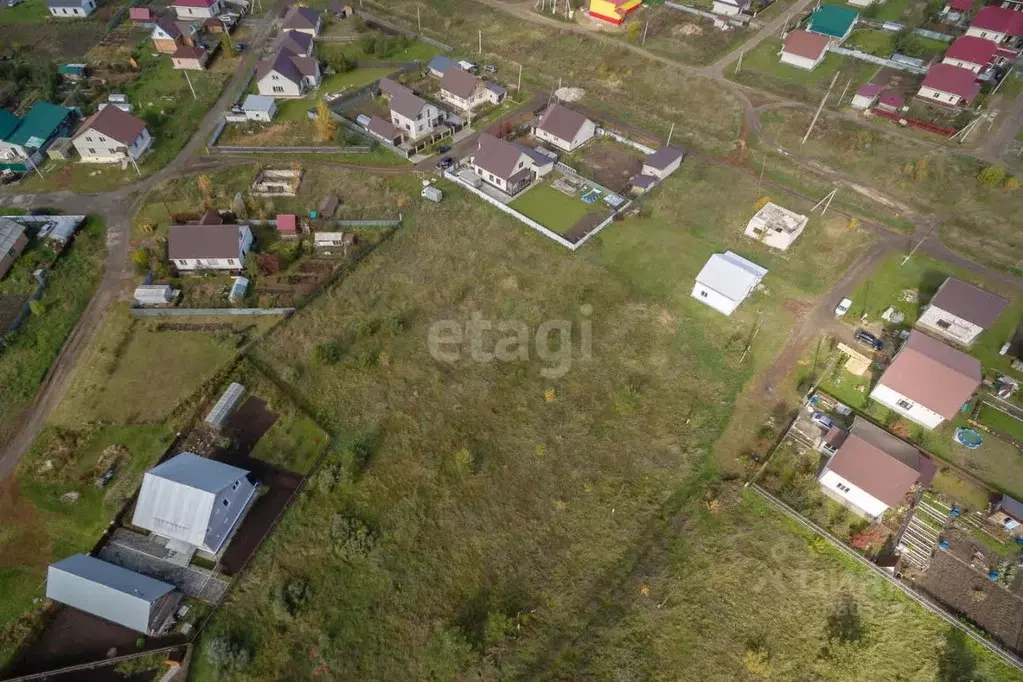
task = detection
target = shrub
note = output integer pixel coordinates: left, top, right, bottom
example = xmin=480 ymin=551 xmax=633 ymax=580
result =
xmin=282 ymin=577 xmax=311 ymax=616
xmin=331 ymin=513 xmax=378 ymax=560
xmin=315 ymin=339 xmax=345 ymax=365
xmin=206 ymin=636 xmax=252 ymax=674
xmin=1005 ymin=176 xmax=1019 ymax=190
xmin=977 ymin=165 xmax=1007 ymax=188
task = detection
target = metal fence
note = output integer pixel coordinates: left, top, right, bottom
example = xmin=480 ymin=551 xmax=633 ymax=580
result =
xmin=596 ymin=127 xmax=657 ymax=155
xmin=0 ymin=271 xmax=46 ymax=355
xmin=131 ymin=307 xmax=295 ymax=317
xmin=210 ymin=145 xmax=372 ymax=154
xmin=829 ymin=46 xmax=929 ymax=74
xmin=664 ymin=1 xmax=750 ymax=28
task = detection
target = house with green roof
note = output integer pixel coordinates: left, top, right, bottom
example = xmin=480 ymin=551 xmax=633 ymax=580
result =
xmin=0 ymin=102 xmax=78 ymax=172
xmin=806 ymin=4 xmax=858 ymax=42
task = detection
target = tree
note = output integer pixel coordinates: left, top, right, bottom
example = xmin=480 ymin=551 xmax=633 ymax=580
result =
xmin=205 ymin=636 xmax=251 ymax=674
xmin=978 ymin=164 xmax=1007 ymax=188
xmin=625 ymin=21 xmax=642 ymax=42
xmin=131 ymin=247 xmax=151 ymax=274
xmin=316 ymin=101 xmax=338 ymax=142
xmin=195 ymin=173 xmax=213 ymax=210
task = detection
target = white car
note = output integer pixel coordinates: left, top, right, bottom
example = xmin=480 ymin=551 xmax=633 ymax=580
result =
xmin=835 ymin=298 xmax=852 ymax=317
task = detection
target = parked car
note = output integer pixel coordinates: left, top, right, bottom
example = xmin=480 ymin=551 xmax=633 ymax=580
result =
xmin=834 ymin=298 xmax=852 ymax=317
xmin=811 ymin=411 xmax=834 ymax=430
xmin=435 ymin=156 xmax=454 ymax=171
xmin=436 ymin=144 xmax=452 ymax=154
xmin=854 ymin=329 xmax=883 ymax=351
xmin=483 ymin=64 xmax=497 ymax=73
xmin=235 ymin=42 xmax=247 ymax=51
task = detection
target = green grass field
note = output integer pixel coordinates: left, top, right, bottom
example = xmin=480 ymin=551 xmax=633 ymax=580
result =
xmin=275 ymin=68 xmax=397 ymax=122
xmin=977 ymin=402 xmax=1023 ymax=443
xmin=0 ymin=219 xmax=104 ymax=447
xmin=508 ymin=183 xmax=600 ymax=235
xmin=0 ymin=0 xmax=48 ymax=23
xmin=845 ymin=29 xmax=895 ymax=57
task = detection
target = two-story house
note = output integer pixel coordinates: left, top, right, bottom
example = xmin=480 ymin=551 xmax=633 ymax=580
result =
xmin=256 ymin=48 xmax=322 ymax=97
xmin=46 ymin=0 xmax=95 ymax=17
xmin=941 ymin=36 xmax=999 ymax=75
xmin=388 ymin=86 xmax=443 ymax=141
xmin=438 ymin=67 xmax=506 ymax=113
xmin=869 ymin=330 xmax=982 ymax=430
xmin=467 ymin=133 xmax=554 ymax=195
xmin=171 ymin=0 xmax=224 ymax=19
xmin=151 ymin=17 xmax=200 ymax=54
xmin=72 ymin=106 xmax=153 ymax=163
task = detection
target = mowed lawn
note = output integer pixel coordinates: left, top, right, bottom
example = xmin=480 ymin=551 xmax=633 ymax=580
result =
xmin=184 ymin=160 xmax=1015 ymax=680
xmin=977 ymin=403 xmax=1023 ymax=443
xmin=276 ymin=68 xmax=397 ymax=122
xmin=509 ymin=183 xmax=600 ymax=235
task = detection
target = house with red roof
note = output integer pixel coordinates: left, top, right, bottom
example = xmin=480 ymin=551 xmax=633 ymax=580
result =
xmin=276 ymin=214 xmax=298 ymax=238
xmin=71 ymin=106 xmax=153 ymax=163
xmin=917 ymin=63 xmax=981 ymax=107
xmin=966 ymin=6 xmax=1023 ymax=48
xmin=942 ymin=35 xmax=998 ymax=74
xmin=779 ymin=30 xmax=830 ymax=70
xmin=851 ymin=83 xmax=881 ymax=109
xmin=172 ymin=0 xmax=224 ymax=19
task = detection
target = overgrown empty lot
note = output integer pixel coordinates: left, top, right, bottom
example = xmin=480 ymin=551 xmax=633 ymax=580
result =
xmin=191 ymin=163 xmax=1017 ymax=679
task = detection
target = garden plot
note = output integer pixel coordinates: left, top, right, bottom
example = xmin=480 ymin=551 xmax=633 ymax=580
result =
xmin=567 ymin=137 xmax=645 ymax=194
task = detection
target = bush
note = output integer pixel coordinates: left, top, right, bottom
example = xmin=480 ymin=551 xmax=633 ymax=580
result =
xmin=978 ymin=165 xmax=1007 ymax=188
xmin=282 ymin=577 xmax=311 ymax=616
xmin=205 ymin=636 xmax=252 ymax=674
xmin=330 ymin=513 xmax=377 ymax=560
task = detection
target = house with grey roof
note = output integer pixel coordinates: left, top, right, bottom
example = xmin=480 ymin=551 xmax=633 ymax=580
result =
xmin=691 ymin=251 xmax=768 ymax=316
xmin=642 ymin=145 xmax=686 ymax=179
xmin=385 ymin=81 xmax=444 ymax=141
xmin=168 ymin=223 xmax=253 ymax=271
xmin=468 ymin=133 xmax=553 ymax=196
xmin=989 ymin=495 xmax=1023 ymax=536
xmin=242 ymin=94 xmax=278 ymax=122
xmin=533 ymin=104 xmax=595 ymax=152
xmin=367 ymin=115 xmax=403 ymax=145
xmin=281 ymin=5 xmax=322 ymax=35
xmin=916 ymin=276 xmax=1006 ymax=346
xmin=0 ymin=218 xmax=28 ymax=280
xmin=132 ymin=453 xmax=257 ymax=556
xmin=438 ymin=67 xmax=506 ymax=113
xmin=256 ymin=48 xmax=321 ymax=98
xmin=47 ymin=0 xmax=96 ymax=17
xmin=46 ymin=554 xmax=182 ymax=634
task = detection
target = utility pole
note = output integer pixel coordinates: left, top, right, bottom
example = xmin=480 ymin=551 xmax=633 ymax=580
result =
xmin=666 ymin=121 xmax=674 ymax=145
xmin=478 ymin=29 xmax=482 ymax=54
xmin=991 ymin=65 xmax=1014 ymax=97
xmin=642 ymin=20 xmax=649 ymax=45
xmin=517 ymin=63 xmax=522 ymax=92
xmin=757 ymin=151 xmax=766 ymax=194
xmin=811 ymin=188 xmax=837 ymax=216
xmin=128 ymin=153 xmax=141 ymax=177
xmin=901 ymin=222 xmax=937 ymax=266
xmin=183 ymin=70 xmax=197 ymax=100
xmin=25 ymin=154 xmax=43 ymax=180
xmin=837 ymin=77 xmax=851 ymax=108
xmin=417 ymin=5 xmax=421 ymax=32
xmin=735 ymin=49 xmax=744 ymax=75
xmin=801 ymin=71 xmax=839 ymax=144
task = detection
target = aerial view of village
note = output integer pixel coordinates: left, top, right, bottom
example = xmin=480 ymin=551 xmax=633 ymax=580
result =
xmin=1 ymin=0 xmax=1023 ymax=678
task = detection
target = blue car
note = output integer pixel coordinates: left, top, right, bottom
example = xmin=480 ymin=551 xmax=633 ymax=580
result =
xmin=855 ymin=329 xmax=883 ymax=351
xmin=811 ymin=411 xmax=833 ymax=430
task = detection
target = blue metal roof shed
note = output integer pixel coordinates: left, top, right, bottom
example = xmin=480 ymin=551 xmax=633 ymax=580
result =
xmin=46 ymin=554 xmax=179 ymax=634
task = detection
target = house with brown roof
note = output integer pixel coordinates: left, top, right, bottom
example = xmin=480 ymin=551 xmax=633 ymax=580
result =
xmin=172 ymin=44 xmax=211 ymax=70
xmin=438 ymin=67 xmax=506 ymax=113
xmin=71 ymin=106 xmax=153 ymax=164
xmin=916 ymin=276 xmax=1006 ymax=346
xmin=281 ymin=5 xmax=322 ymax=36
xmin=168 ymin=223 xmax=254 ymax=271
xmin=468 ymin=133 xmax=553 ymax=196
xmin=256 ymin=48 xmax=322 ymax=98
xmin=533 ymin=104 xmax=595 ymax=152
xmin=780 ymin=30 xmax=830 ymax=70
xmin=151 ymin=17 xmax=199 ymax=54
xmin=385 ymin=82 xmax=444 ymax=141
xmin=818 ymin=417 xmax=934 ymax=520
xmin=367 ymin=115 xmax=403 ymax=145
xmin=870 ymin=330 xmax=982 ymax=429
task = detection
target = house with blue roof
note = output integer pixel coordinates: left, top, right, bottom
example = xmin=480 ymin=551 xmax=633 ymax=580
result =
xmin=428 ymin=54 xmax=458 ymax=78
xmin=0 ymin=102 xmax=78 ymax=172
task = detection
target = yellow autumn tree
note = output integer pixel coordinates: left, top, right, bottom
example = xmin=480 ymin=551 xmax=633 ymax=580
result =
xmin=316 ymin=101 xmax=338 ymax=143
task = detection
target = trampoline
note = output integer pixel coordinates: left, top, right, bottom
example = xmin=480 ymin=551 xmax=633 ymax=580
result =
xmin=954 ymin=428 xmax=983 ymax=450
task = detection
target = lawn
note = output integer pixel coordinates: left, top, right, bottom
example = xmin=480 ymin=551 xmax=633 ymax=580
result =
xmin=873 ymin=0 xmax=920 ymax=22
xmin=184 ymin=157 xmax=904 ymax=680
xmin=976 ymin=402 xmax=1023 ymax=443
xmin=318 ymin=35 xmax=440 ymax=64
xmin=0 ymin=218 xmax=104 ymax=447
xmin=275 ymin=68 xmax=397 ymax=122
xmin=508 ymin=182 xmax=601 ymax=235
xmin=845 ymin=29 xmax=895 ymax=57
xmin=931 ymin=468 xmax=992 ymax=512
xmin=0 ymin=0 xmax=48 ymax=23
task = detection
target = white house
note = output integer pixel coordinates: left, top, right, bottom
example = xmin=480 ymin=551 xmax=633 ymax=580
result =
xmin=869 ymin=330 xmax=981 ymax=430
xmin=691 ymin=251 xmax=767 ymax=316
xmin=438 ymin=67 xmax=506 ymax=113
xmin=256 ymin=49 xmax=322 ymax=98
xmin=46 ymin=0 xmax=95 ymax=17
xmin=468 ymin=133 xmax=553 ymax=196
xmin=242 ymin=95 xmax=278 ymax=122
xmin=533 ymin=104 xmax=596 ymax=152
xmin=780 ymin=30 xmax=830 ymax=70
xmin=168 ymin=223 xmax=254 ymax=271
xmin=917 ymin=63 xmax=981 ymax=107
xmin=916 ymin=276 xmax=1006 ymax=346
xmin=851 ymin=83 xmax=882 ymax=109
xmin=132 ymin=453 xmax=257 ymax=555
xmin=712 ymin=0 xmax=750 ymax=15
xmin=388 ymin=85 xmax=444 ymax=141
xmin=171 ymin=0 xmax=224 ymax=19
xmin=280 ymin=5 xmax=323 ymax=36
xmin=818 ymin=417 xmax=933 ymax=521
xmin=72 ymin=106 xmax=153 ymax=164
xmin=641 ymin=145 xmax=685 ymax=179
xmin=965 ymin=6 xmax=1023 ymax=46
xmin=744 ymin=202 xmax=808 ymax=251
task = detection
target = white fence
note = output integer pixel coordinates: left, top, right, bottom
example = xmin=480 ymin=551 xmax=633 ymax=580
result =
xmin=829 ymin=46 xmax=929 ymax=74
xmin=664 ymin=1 xmax=751 ymax=28
xmin=131 ymin=307 xmax=295 ymax=317
xmin=596 ymin=127 xmax=657 ymax=155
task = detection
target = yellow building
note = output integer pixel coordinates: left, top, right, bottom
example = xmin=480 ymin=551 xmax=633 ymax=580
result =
xmin=588 ymin=0 xmax=642 ymax=25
